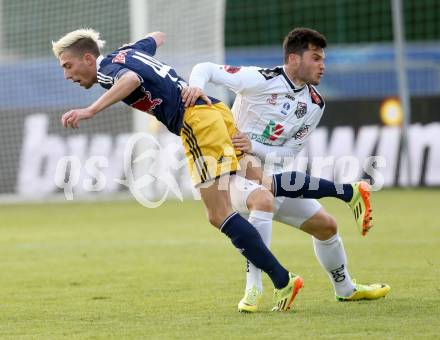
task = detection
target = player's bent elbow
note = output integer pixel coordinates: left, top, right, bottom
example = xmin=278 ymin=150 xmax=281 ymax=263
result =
xmin=150 ymin=31 xmax=166 ymax=47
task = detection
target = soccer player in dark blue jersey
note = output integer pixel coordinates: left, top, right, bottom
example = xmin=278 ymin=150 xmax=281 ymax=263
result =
xmin=52 ymin=28 xmax=304 ymax=312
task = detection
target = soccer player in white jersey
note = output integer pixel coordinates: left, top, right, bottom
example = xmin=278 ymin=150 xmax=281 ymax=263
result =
xmin=184 ymin=27 xmax=390 ymax=312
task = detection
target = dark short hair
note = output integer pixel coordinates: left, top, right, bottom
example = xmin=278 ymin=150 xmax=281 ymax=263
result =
xmin=283 ymin=28 xmax=327 ymax=63
xmin=68 ymin=37 xmax=100 ymax=58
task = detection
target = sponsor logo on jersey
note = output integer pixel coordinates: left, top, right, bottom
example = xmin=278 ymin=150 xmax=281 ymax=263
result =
xmin=281 ymin=102 xmax=291 ymax=115
xmin=262 ymin=120 xmax=284 ymax=141
xmin=285 ymin=94 xmax=295 ymax=101
xmin=131 ymin=90 xmax=162 ymax=112
xmin=112 ymin=50 xmax=129 ymax=64
xmin=294 ymin=125 xmax=310 ymax=140
xmin=267 ymin=94 xmax=277 ymax=105
xmin=295 ymin=102 xmax=307 ymax=118
xmin=224 ymin=65 xmax=241 ymax=74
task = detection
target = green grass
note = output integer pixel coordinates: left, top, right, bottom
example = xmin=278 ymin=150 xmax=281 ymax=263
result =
xmin=0 ymin=189 xmax=439 ymax=339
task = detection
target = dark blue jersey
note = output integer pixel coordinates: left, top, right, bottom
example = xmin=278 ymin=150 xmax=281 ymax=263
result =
xmin=96 ymin=37 xmax=188 ymax=135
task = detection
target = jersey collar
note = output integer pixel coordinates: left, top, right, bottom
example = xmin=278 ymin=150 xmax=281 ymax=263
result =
xmin=96 ymin=55 xmax=104 ymax=71
xmin=282 ymin=66 xmax=306 ymax=93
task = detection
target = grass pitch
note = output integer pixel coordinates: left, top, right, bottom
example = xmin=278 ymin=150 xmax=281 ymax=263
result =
xmin=1 ymin=189 xmax=439 ymax=339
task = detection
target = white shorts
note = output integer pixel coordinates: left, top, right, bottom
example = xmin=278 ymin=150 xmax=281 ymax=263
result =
xmin=230 ymin=175 xmax=322 ymax=228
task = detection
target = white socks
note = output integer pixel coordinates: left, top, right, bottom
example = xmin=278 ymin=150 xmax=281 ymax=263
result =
xmin=313 ymin=233 xmax=356 ymax=297
xmin=245 ymin=210 xmax=273 ymax=292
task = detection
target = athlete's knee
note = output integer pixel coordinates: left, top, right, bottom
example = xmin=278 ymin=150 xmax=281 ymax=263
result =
xmin=246 ymin=188 xmax=274 ymax=213
xmin=205 ymin=206 xmax=231 ymax=229
xmin=199 ymin=183 xmax=234 ymax=228
xmin=208 ymin=215 xmax=222 ymax=228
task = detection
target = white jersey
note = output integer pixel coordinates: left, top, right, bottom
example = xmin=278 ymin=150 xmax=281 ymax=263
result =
xmin=189 ymin=62 xmax=325 ymax=172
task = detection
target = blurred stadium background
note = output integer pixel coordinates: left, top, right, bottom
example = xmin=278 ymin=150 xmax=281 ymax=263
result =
xmin=1 ymin=1 xmax=440 ymax=338
xmin=0 ymin=0 xmax=439 ymax=203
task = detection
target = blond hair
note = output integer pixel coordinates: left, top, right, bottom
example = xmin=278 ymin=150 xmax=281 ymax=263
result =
xmin=52 ymin=28 xmax=106 ymax=58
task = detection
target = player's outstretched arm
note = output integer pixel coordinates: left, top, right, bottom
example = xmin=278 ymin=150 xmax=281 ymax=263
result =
xmin=189 ymin=62 xmax=264 ymax=96
xmin=61 ymin=71 xmax=141 ymax=128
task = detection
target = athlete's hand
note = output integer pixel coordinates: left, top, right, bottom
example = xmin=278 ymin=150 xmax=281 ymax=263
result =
xmin=232 ymin=131 xmax=252 ymax=153
xmin=181 ymin=86 xmax=212 ymax=107
xmin=61 ymin=108 xmax=95 ymax=128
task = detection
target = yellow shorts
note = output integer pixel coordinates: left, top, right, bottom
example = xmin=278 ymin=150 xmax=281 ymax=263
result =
xmin=180 ymin=102 xmax=243 ymax=186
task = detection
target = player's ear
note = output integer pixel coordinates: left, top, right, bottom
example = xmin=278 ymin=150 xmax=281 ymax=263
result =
xmin=287 ymin=53 xmax=300 ymax=65
xmin=83 ymin=53 xmax=95 ymax=66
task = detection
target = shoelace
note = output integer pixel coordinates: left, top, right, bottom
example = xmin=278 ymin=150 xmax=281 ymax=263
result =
xmin=354 ymin=281 xmax=373 ymax=292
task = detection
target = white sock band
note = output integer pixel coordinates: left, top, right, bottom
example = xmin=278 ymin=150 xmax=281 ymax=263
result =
xmin=313 ymin=233 xmax=355 ymax=297
xmin=245 ymin=210 xmax=273 ymax=292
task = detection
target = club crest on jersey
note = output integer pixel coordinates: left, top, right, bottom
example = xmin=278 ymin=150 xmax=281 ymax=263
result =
xmin=281 ymin=102 xmax=291 ymax=115
xmin=262 ymin=120 xmax=284 ymax=141
xmin=267 ymin=94 xmax=277 ymax=105
xmin=294 ymin=125 xmax=310 ymax=140
xmin=295 ymin=102 xmax=307 ymax=118
xmin=131 ymin=90 xmax=162 ymax=112
xmin=224 ymin=65 xmax=241 ymax=74
xmin=112 ymin=50 xmax=129 ymax=64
